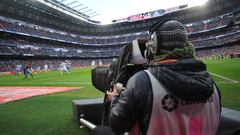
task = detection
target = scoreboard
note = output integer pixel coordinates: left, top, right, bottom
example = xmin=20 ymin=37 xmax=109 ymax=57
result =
xmin=112 ymin=4 xmax=188 ymax=23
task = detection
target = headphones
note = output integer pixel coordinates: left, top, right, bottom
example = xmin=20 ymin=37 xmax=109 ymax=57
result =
xmin=144 ymin=32 xmax=158 ymax=62
xmin=144 ymin=18 xmax=174 ymax=63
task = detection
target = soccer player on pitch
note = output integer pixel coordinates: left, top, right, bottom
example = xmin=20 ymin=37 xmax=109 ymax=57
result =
xmin=23 ymin=64 xmax=34 ymax=79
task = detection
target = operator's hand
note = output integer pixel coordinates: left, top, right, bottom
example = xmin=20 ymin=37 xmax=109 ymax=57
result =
xmin=106 ymin=84 xmax=119 ymax=101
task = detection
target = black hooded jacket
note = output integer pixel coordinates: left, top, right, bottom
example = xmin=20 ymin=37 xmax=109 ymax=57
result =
xmin=109 ymin=59 xmax=221 ymax=135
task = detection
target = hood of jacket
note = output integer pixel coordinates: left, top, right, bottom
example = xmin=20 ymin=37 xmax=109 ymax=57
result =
xmin=149 ymin=59 xmax=214 ymax=102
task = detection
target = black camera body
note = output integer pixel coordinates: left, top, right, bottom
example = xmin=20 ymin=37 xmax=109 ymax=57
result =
xmin=91 ymin=64 xmax=146 ymax=93
xmin=72 ymin=39 xmax=148 ymax=135
xmin=92 ymin=39 xmax=148 ymax=93
xmin=91 ymin=66 xmax=112 ymax=93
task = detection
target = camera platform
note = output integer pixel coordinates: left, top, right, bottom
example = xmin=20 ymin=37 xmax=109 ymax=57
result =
xmin=72 ymin=98 xmax=240 ymax=135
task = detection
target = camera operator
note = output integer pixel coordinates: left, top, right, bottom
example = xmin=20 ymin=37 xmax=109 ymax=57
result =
xmin=107 ymin=20 xmax=221 ymax=135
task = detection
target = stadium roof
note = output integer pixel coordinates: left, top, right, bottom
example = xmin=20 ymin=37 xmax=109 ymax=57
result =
xmin=38 ymin=0 xmax=209 ymax=24
xmin=54 ymin=0 xmax=100 ymax=18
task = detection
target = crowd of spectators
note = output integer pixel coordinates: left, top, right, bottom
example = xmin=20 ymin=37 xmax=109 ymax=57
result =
xmin=1 ymin=21 xmax=239 ymax=55
xmin=191 ymin=30 xmax=240 ymax=48
xmin=0 ymin=13 xmax=232 ymax=45
xmin=186 ymin=14 xmax=231 ymax=34
xmin=0 ymin=38 xmax=123 ymax=58
xmin=0 ymin=13 xmax=239 ymax=72
xmin=1 ymin=44 xmax=239 ymax=72
xmin=0 ymin=16 xmax=149 ymax=45
xmin=1 ymin=25 xmax=239 ymax=58
xmin=196 ymin=45 xmax=240 ymax=59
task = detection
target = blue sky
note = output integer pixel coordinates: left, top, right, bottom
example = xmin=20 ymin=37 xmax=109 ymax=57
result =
xmin=60 ymin=0 xmax=209 ymax=24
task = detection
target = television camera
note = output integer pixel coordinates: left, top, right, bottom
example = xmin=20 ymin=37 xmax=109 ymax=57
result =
xmin=72 ymin=38 xmax=240 ymax=135
xmin=72 ymin=38 xmax=148 ymax=135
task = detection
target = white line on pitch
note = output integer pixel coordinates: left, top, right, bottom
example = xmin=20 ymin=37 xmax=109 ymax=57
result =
xmin=210 ymin=72 xmax=239 ymax=83
xmin=215 ymin=82 xmax=239 ymax=84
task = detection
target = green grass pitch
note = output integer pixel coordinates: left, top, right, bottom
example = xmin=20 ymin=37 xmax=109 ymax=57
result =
xmin=0 ymin=58 xmax=239 ymax=135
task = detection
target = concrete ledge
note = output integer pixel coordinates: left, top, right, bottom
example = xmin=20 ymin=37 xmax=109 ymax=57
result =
xmin=72 ymin=98 xmax=104 ymax=125
xmin=216 ymin=107 xmax=240 ymax=135
xmin=222 ymin=107 xmax=240 ymax=121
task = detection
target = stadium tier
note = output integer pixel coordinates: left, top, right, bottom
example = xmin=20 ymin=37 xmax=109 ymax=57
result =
xmin=0 ymin=13 xmax=232 ymax=44
xmin=0 ymin=0 xmax=240 ymax=71
xmin=0 ymin=0 xmax=240 ymax=135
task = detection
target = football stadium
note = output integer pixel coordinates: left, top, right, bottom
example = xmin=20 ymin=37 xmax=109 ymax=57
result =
xmin=0 ymin=0 xmax=240 ymax=135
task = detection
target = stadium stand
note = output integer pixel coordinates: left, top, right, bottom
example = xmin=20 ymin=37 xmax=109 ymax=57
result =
xmin=0 ymin=0 xmax=240 ymax=135
xmin=0 ymin=0 xmax=239 ymax=72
